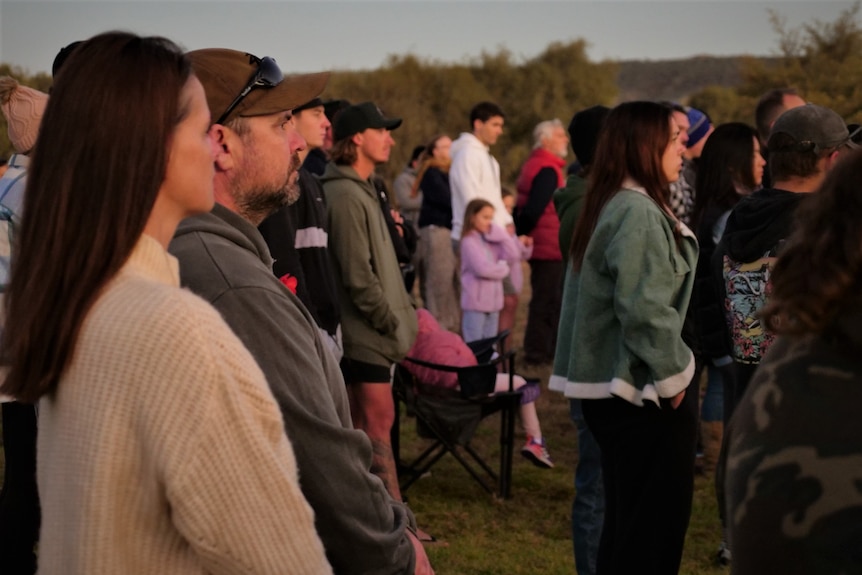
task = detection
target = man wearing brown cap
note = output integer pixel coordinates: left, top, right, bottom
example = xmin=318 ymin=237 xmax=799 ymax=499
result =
xmin=168 ymin=50 xmax=432 ymax=575
xmin=320 ymin=102 xmax=418 ymax=505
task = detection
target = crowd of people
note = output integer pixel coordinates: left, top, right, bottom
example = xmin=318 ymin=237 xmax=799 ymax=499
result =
xmin=0 ymin=29 xmax=861 ymax=575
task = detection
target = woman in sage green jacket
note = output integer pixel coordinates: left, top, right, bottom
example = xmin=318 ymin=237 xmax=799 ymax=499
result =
xmin=551 ymin=101 xmax=698 ymax=575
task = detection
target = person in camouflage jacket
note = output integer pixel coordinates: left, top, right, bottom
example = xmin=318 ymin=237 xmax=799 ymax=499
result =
xmin=722 ymin=149 xmax=862 ymax=574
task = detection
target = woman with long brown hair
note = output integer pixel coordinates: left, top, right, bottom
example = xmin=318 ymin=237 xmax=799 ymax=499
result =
xmin=551 ymin=101 xmax=697 ymax=574
xmin=724 ymin=149 xmax=862 ymax=574
xmin=0 ymin=32 xmax=330 ymax=574
xmin=690 ymin=122 xmax=765 ymax=564
xmin=690 ymin=123 xmax=765 ymax=425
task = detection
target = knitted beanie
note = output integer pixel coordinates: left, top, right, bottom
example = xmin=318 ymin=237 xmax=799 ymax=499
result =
xmin=0 ymin=76 xmax=49 ymax=153
xmin=686 ymin=107 xmax=711 ymax=149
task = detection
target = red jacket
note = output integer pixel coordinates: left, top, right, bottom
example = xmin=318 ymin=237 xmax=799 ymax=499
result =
xmin=515 ymin=148 xmax=566 ymax=261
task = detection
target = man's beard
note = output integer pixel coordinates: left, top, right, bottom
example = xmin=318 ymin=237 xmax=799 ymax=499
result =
xmin=237 ymin=185 xmax=289 ymax=222
xmin=235 ymin=152 xmax=302 ymax=223
xmin=283 ymin=152 xmax=303 ymax=205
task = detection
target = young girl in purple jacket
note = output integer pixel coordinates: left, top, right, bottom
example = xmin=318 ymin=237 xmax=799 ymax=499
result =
xmin=459 ymin=199 xmax=524 ymax=343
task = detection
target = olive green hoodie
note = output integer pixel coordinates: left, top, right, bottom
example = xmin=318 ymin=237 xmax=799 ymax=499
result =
xmin=320 ymin=162 xmax=417 ymax=366
xmin=553 ymin=172 xmax=588 ymax=268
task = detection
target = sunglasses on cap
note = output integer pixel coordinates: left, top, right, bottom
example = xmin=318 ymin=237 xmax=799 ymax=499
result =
xmin=216 ymin=55 xmax=284 ymax=125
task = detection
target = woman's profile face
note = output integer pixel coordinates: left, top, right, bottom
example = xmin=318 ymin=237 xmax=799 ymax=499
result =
xmin=751 ymin=136 xmax=766 ymax=187
xmin=159 ymin=75 xmax=217 ymax=220
xmin=433 ymin=136 xmax=452 ymax=161
xmin=661 ymin=119 xmax=685 ymax=184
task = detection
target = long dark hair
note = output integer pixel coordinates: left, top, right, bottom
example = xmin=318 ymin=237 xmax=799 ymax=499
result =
xmin=762 ymin=150 xmax=862 ymax=335
xmin=690 ymin=122 xmax=759 ymax=230
xmin=1 ymin=32 xmax=192 ymax=401
xmin=569 ymin=101 xmax=675 ymax=271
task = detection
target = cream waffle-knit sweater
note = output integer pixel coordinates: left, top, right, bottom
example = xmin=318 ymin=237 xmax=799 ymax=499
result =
xmin=35 ymin=234 xmax=332 ymax=575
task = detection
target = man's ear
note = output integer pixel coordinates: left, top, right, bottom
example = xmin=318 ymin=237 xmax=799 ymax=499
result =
xmin=210 ymin=124 xmax=237 ymax=172
xmin=351 ymin=131 xmax=363 ymax=147
xmin=824 ymin=148 xmax=842 ymax=171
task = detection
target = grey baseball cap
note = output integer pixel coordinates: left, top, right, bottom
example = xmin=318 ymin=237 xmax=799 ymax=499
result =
xmin=769 ymin=104 xmax=860 ymax=153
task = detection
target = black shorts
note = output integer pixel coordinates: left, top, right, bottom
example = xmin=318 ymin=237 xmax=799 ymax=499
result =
xmin=340 ymin=357 xmax=392 ymax=384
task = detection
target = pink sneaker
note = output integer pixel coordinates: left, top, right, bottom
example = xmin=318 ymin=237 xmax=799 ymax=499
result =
xmin=521 ymin=436 xmax=554 ymax=469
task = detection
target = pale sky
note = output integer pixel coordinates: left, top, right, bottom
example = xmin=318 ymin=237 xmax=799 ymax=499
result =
xmin=0 ymin=0 xmax=855 ymax=76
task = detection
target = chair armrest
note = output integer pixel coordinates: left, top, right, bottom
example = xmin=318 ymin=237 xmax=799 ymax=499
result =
xmin=401 ymin=356 xmax=462 ymax=373
xmin=466 ymin=329 xmax=511 ymax=361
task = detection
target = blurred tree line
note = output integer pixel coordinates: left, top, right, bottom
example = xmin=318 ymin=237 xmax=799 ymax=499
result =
xmin=0 ymin=40 xmax=617 ymax=187
xmin=0 ymin=41 xmax=618 ymax=185
xmin=323 ymin=40 xmax=618 ymax=185
xmin=3 ymin=4 xmax=862 ymax=186
xmin=689 ymin=3 xmax=862 ymax=126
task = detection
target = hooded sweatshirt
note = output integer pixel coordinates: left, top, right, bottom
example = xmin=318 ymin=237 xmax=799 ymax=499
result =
xmin=712 ymin=188 xmax=805 ymax=367
xmin=449 ymin=132 xmax=512 ymax=239
xmin=169 ymin=205 xmax=416 ymax=575
xmin=319 ymin=163 xmax=418 ymax=366
xmin=553 ymin=172 xmax=588 ymax=269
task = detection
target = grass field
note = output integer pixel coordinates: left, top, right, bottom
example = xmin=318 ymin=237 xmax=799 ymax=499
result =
xmin=398 ymin=362 xmax=730 ymax=575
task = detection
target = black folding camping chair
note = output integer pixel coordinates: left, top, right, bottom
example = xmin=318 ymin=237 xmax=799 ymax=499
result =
xmin=391 ymin=330 xmax=522 ymax=499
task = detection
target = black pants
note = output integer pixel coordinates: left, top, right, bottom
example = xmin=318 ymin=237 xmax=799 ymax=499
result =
xmin=725 ymin=361 xmax=757 ymax=424
xmin=0 ymin=401 xmax=40 ymax=575
xmin=583 ymin=389 xmax=698 ymax=575
xmin=523 ymin=259 xmax=563 ymax=364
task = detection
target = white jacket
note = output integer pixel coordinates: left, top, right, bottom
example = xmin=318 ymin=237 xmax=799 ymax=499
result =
xmin=449 ymin=132 xmax=513 ymax=239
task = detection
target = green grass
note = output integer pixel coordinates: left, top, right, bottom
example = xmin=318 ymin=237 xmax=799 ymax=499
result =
xmin=399 ymin=369 xmax=730 ymax=575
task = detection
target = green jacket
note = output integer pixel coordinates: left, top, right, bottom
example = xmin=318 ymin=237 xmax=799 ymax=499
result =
xmin=550 ymin=188 xmax=698 ymax=406
xmin=553 ymin=172 xmax=588 ymax=268
xmin=320 ymin=163 xmax=417 ymax=366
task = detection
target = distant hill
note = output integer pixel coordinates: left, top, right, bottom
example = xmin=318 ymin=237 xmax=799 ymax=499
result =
xmin=615 ymin=55 xmax=778 ymax=103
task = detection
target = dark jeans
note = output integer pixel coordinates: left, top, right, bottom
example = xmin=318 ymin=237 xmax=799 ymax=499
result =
xmin=725 ymin=361 xmax=755 ymax=424
xmin=523 ymin=260 xmax=563 ymax=364
xmin=583 ymin=389 xmax=698 ymax=575
xmin=570 ymin=399 xmax=604 ymax=575
xmin=0 ymin=401 xmax=40 ymax=575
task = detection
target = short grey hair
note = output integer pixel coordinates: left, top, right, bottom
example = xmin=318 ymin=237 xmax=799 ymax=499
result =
xmin=533 ymin=119 xmax=564 ymax=149
xmin=224 ymin=115 xmax=250 ymax=138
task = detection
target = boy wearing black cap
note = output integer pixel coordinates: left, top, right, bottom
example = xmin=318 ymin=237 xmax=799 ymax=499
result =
xmin=320 ymin=102 xmax=418 ymax=505
xmin=258 ymin=97 xmax=343 ymax=361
